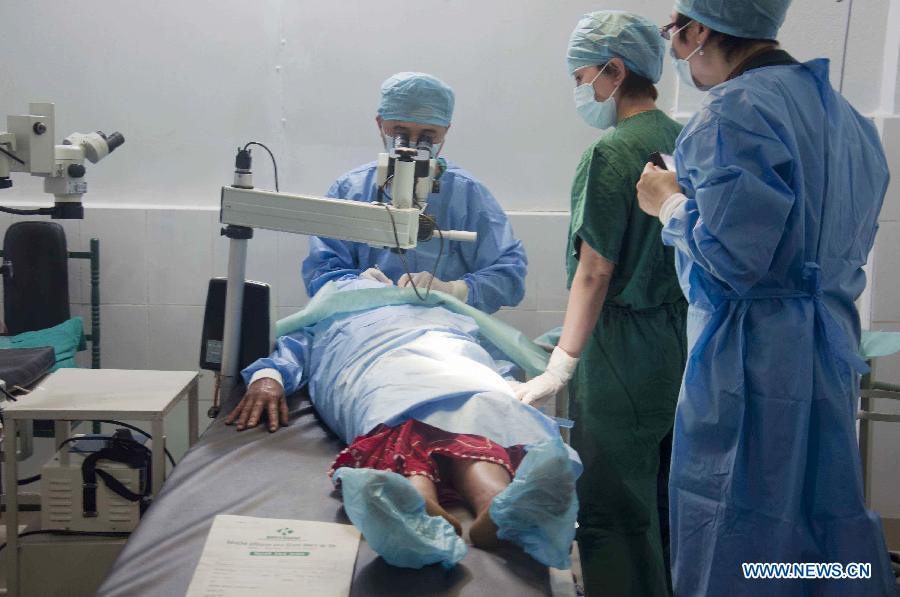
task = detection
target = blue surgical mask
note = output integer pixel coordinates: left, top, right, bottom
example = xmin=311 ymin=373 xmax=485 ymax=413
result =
xmin=574 ymin=65 xmax=620 ymax=130
xmin=670 ymin=45 xmax=711 ymax=92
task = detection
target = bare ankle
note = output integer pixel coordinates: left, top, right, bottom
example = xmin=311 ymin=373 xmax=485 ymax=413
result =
xmin=424 ymin=497 xmax=463 ymax=536
xmin=470 ymin=507 xmax=499 ymax=548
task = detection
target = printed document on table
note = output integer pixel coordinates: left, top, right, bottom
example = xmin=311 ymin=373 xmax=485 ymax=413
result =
xmin=186 ymin=514 xmax=360 ymax=597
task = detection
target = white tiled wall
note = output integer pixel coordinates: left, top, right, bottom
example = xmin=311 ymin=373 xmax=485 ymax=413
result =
xmin=147 ymin=210 xmax=215 ymax=307
xmin=496 ymin=212 xmax=568 ymax=340
xmin=869 ymin=116 xmax=900 ymax=519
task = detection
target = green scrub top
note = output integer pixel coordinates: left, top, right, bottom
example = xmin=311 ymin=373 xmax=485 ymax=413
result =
xmin=566 ymin=109 xmax=687 ymax=597
xmin=567 ymin=109 xmax=684 ymax=308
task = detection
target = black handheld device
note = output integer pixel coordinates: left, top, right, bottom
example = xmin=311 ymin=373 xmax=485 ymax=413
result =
xmin=648 ymin=151 xmax=668 ymax=170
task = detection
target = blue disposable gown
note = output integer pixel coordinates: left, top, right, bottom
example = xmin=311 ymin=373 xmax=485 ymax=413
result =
xmin=302 ymin=160 xmax=527 ymax=314
xmin=664 ymin=58 xmax=894 ymax=595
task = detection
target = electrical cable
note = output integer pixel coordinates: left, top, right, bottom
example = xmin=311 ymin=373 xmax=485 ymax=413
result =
xmin=57 ymin=436 xmax=116 ymax=452
xmin=0 ymin=530 xmax=131 ymax=553
xmin=0 ymin=206 xmax=54 ymax=216
xmin=378 ymin=175 xmax=426 ymax=299
xmin=0 ymin=385 xmax=18 ymax=401
xmin=16 ymin=474 xmax=40 ymax=486
xmin=378 ymin=176 xmax=447 ymax=302
xmin=243 ymin=141 xmax=279 ymax=192
xmin=0 ymin=146 xmax=25 ymax=165
xmin=66 ymin=420 xmax=177 ymax=467
xmin=53 ymin=434 xmax=163 ymax=502
xmin=378 ymin=198 xmax=426 ymax=301
xmin=0 ymin=146 xmax=58 ymax=216
xmin=838 ymin=0 xmax=855 ymax=93
xmin=419 ymin=212 xmax=445 ymax=296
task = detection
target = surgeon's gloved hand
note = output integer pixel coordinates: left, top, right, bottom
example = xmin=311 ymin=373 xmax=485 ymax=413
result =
xmin=514 ymin=347 xmax=579 ymax=409
xmin=359 ymin=267 xmax=393 ymax=285
xmin=398 ymin=272 xmax=468 ymax=302
xmin=224 ymin=377 xmax=289 ymax=432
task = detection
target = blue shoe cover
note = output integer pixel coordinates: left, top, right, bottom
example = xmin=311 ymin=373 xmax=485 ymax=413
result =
xmin=489 ymin=437 xmax=578 ymax=569
xmin=334 ymin=468 xmax=467 ymax=569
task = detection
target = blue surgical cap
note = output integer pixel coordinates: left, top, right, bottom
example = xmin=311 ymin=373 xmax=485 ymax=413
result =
xmin=377 ymin=72 xmax=455 ymax=128
xmin=675 ymin=0 xmax=792 ymax=39
xmin=566 ymin=11 xmax=665 ymax=82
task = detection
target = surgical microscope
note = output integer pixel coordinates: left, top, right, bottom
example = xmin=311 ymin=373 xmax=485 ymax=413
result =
xmin=0 ymin=102 xmax=125 ymax=219
xmin=216 ymin=134 xmax=477 ymax=401
xmin=0 ymin=102 xmax=124 ymax=394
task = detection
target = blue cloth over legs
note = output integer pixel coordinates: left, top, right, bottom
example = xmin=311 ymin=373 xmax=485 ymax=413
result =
xmin=490 ymin=437 xmax=578 ymax=570
xmin=334 ymin=468 xmax=466 ymax=569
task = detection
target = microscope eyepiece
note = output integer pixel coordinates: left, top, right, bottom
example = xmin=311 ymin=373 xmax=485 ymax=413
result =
xmin=415 ymin=135 xmax=434 ymax=157
xmin=235 ymin=148 xmax=252 ymax=170
xmin=392 ymin=133 xmax=410 ymax=151
xmin=415 ymin=135 xmax=433 ymax=151
xmin=105 ymin=132 xmax=125 ymax=153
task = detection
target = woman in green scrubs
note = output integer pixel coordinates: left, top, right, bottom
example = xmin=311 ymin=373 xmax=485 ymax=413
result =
xmin=513 ymin=11 xmax=687 ymax=596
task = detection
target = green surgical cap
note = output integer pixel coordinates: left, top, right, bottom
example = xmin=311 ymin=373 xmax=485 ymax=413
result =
xmin=566 ymin=11 xmax=665 ymax=82
xmin=377 ymin=72 xmax=455 ymax=127
xmin=675 ymin=0 xmax=791 ymax=39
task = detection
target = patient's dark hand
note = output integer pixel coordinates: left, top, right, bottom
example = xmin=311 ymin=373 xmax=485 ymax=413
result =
xmin=225 ymin=378 xmax=289 ymax=432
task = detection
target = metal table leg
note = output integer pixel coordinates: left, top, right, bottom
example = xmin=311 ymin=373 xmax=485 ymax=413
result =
xmin=188 ymin=378 xmax=199 ymax=447
xmin=54 ymin=421 xmax=70 ymax=467
xmin=151 ymin=418 xmax=165 ymax=497
xmin=5 ymin=418 xmax=19 ymax=596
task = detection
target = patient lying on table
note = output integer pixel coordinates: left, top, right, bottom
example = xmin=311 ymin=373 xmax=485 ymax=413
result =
xmin=226 ymin=278 xmax=580 ymax=570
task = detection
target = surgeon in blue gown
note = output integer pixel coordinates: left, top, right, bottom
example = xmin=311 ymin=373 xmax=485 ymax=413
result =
xmin=637 ymin=1 xmax=895 ymax=595
xmin=302 ymin=72 xmax=527 ymax=314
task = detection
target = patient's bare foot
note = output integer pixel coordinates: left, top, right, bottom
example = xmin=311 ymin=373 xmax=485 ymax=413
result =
xmin=470 ymin=505 xmax=499 ymax=548
xmin=424 ymin=498 xmax=462 ymax=536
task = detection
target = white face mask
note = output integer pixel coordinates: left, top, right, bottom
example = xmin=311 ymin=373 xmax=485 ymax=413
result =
xmin=573 ymin=64 xmax=620 ymax=130
xmin=668 ymin=21 xmax=711 ymax=92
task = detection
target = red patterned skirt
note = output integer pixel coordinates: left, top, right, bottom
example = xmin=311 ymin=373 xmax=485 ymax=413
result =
xmin=330 ymin=419 xmax=526 ymax=503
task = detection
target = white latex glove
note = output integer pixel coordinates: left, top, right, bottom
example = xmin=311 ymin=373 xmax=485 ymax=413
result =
xmin=359 ymin=267 xmax=393 ymax=285
xmin=398 ymin=272 xmax=468 ymax=302
xmin=514 ymin=347 xmax=579 ymax=408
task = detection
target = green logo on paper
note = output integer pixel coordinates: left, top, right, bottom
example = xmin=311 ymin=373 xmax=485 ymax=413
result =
xmin=276 ymin=528 xmax=294 ymax=537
